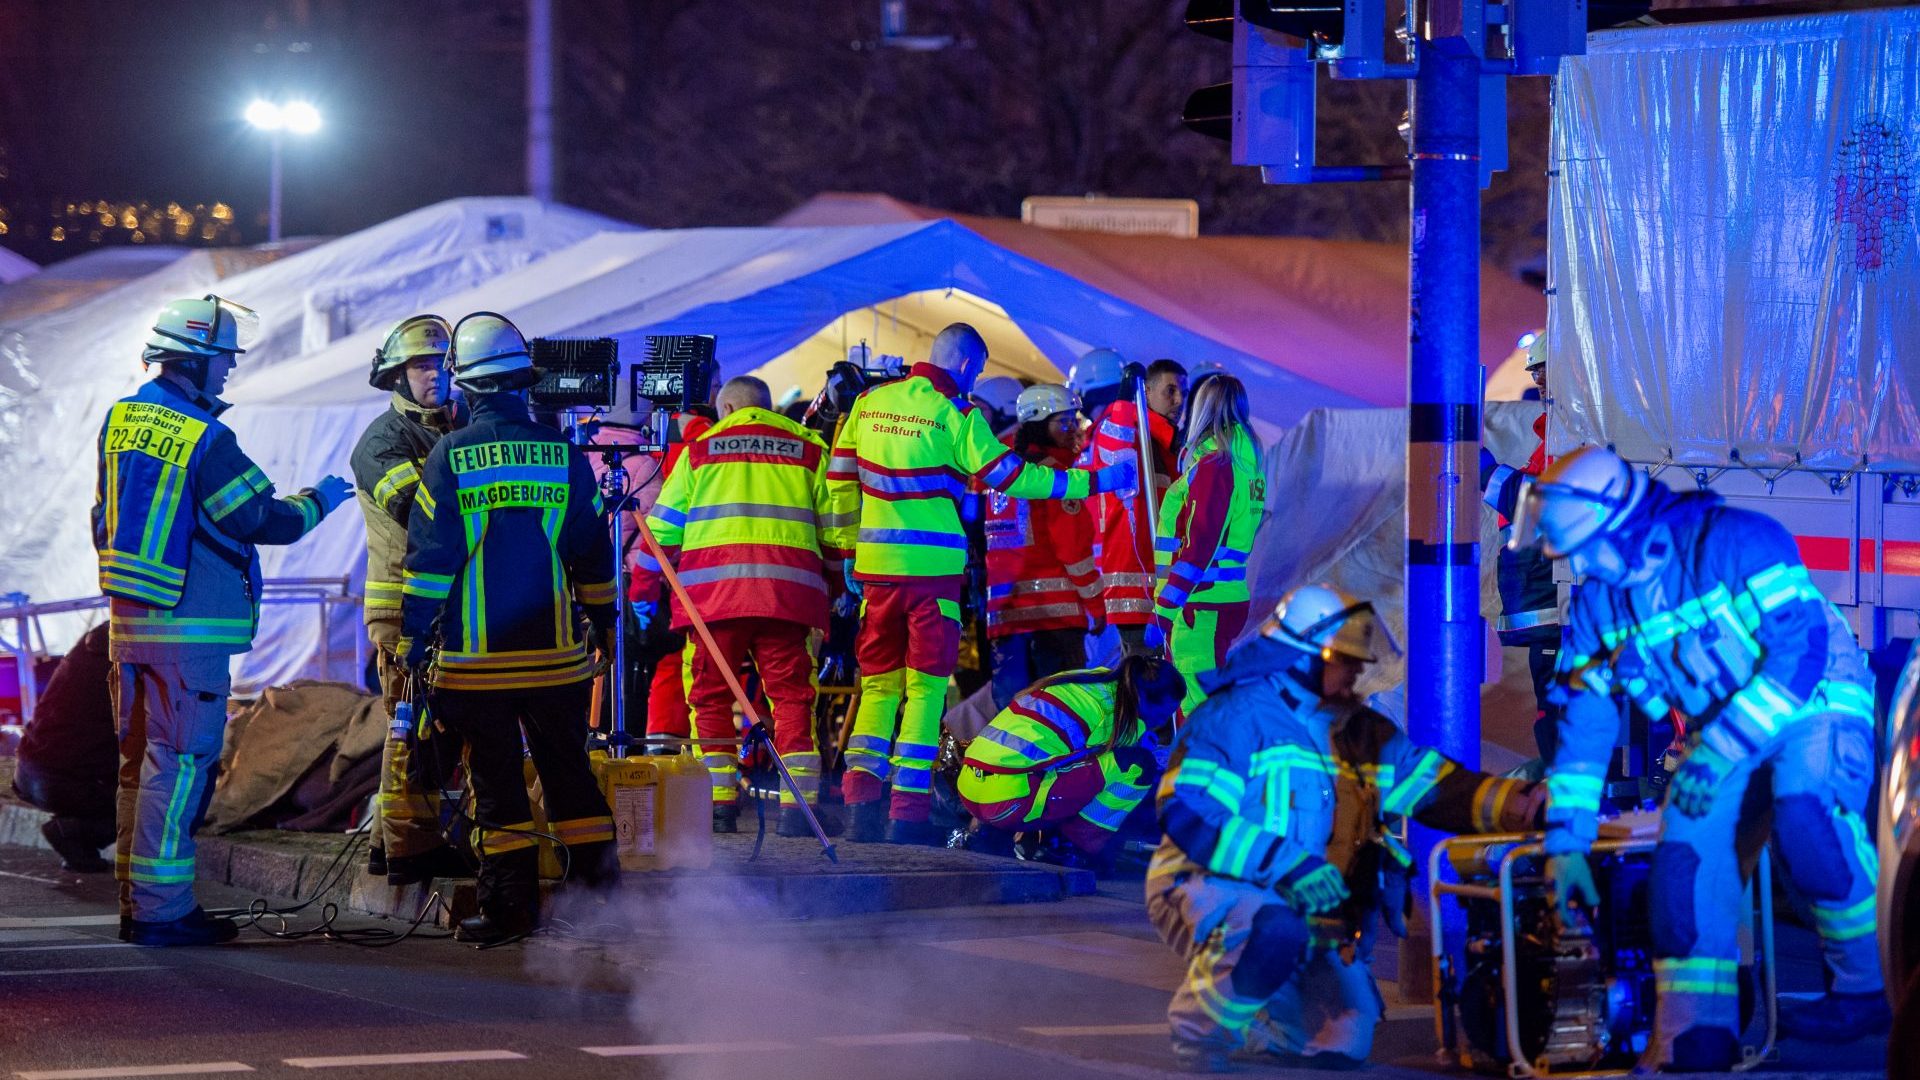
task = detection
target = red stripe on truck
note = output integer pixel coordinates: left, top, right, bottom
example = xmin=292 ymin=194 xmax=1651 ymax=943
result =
xmin=1793 ymin=537 xmax=1920 ymax=576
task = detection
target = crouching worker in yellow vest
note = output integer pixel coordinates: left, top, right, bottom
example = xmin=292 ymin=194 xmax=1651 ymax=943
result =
xmin=93 ymin=296 xmax=352 ymax=946
xmin=398 ymin=312 xmax=620 ymax=945
xmin=1149 ymin=585 xmax=1546 ymax=1072
xmin=958 ymin=653 xmax=1180 ymax=873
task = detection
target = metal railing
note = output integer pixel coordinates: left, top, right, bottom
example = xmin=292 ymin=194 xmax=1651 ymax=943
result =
xmin=0 ymin=578 xmax=365 ymax=725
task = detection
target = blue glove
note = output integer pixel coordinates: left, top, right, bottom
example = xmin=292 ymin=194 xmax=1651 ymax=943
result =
xmin=1670 ymin=743 xmax=1736 ymax=819
xmin=846 ymin=575 xmax=865 ymax=603
xmin=1142 ymin=620 xmax=1168 ymax=654
xmin=308 ymin=474 xmax=353 ymax=515
xmin=1281 ymin=857 xmax=1350 ymax=915
xmin=1092 ymin=452 xmax=1138 ymax=496
xmin=632 ymin=599 xmax=658 ymax=624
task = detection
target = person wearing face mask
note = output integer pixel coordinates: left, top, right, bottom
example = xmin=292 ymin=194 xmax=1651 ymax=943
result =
xmin=350 ymin=315 xmax=464 ymax=885
xmin=94 ymin=295 xmax=353 ymax=946
xmin=826 ymin=323 xmax=1139 ymax=845
xmin=1148 ymin=585 xmax=1544 ymax=1072
xmin=1516 ymin=445 xmax=1886 ymax=1067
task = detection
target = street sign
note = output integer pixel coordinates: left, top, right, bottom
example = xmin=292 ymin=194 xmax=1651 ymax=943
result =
xmin=1019 ymin=196 xmax=1200 ymax=238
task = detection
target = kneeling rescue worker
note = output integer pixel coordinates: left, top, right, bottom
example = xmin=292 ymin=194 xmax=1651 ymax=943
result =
xmin=351 ymin=314 xmax=463 ymax=885
xmin=827 ymin=322 xmax=1137 ymax=844
xmin=94 ymin=296 xmax=352 ymax=946
xmin=1518 ymin=446 xmax=1886 ymax=1068
xmin=958 ymin=652 xmax=1178 ymax=870
xmin=399 ymin=312 xmax=621 ymax=944
xmin=1149 ymin=585 xmax=1546 ymax=1072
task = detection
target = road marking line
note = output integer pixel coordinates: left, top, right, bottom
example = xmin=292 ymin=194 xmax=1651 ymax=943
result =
xmin=1021 ymin=1024 xmax=1166 ymax=1037
xmin=0 ymin=943 xmax=131 ymax=953
xmin=817 ymin=1033 xmax=972 ymax=1047
xmin=0 ymin=928 xmax=84 ymax=943
xmin=15 ymin=1063 xmax=253 ymax=1080
xmin=0 ymin=870 xmax=63 ymax=885
xmin=283 ymin=1051 xmax=526 ymax=1069
xmin=581 ymin=1041 xmax=793 ymax=1057
xmin=0 ymin=915 xmax=123 ymax=929
xmin=0 ymin=966 xmax=157 ymax=977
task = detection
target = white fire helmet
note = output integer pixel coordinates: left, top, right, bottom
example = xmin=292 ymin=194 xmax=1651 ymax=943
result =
xmin=1015 ymin=383 xmax=1079 ymax=424
xmin=1523 ymin=330 xmax=1547 ymax=372
xmin=145 ymin=294 xmax=259 ymax=359
xmin=1260 ymin=583 xmax=1397 ymax=664
xmin=971 ymin=375 xmax=1024 ymax=419
xmin=1509 ymin=444 xmax=1648 ymax=559
xmin=1068 ymin=348 xmax=1125 ymax=397
xmin=446 ymin=311 xmax=535 ymax=388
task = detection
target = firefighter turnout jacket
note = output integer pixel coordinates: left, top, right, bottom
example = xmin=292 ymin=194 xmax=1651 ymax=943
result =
xmin=93 ymin=376 xmax=334 ymax=661
xmin=350 ymin=392 xmax=456 ymax=648
xmin=984 ymin=440 xmax=1101 ymax=638
xmin=1086 ymin=399 xmax=1176 ymax=625
xmin=399 ymin=393 xmax=617 ymax=690
xmin=828 ymin=364 xmax=1107 ymax=586
xmin=633 ymin=405 xmax=850 ymax=631
xmin=1152 ymin=427 xmax=1264 ymax=633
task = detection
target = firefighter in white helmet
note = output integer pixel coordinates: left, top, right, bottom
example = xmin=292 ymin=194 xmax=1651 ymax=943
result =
xmin=1518 ymin=445 xmax=1886 ymax=1066
xmin=349 ymin=315 xmax=465 ymax=885
xmin=94 ymin=296 xmax=352 ymax=945
xmin=1149 ymin=584 xmax=1544 ymax=1071
xmin=969 ymin=374 xmax=1025 ymax=436
xmin=397 ymin=312 xmax=621 ymax=943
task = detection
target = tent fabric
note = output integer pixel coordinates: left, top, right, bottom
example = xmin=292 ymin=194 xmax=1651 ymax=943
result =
xmin=775 ymin=192 xmax=1547 ymax=408
xmin=1550 ymin=8 xmax=1920 ymax=471
xmin=0 ymin=198 xmax=631 ymax=688
xmin=0 ymin=246 xmax=38 ymax=285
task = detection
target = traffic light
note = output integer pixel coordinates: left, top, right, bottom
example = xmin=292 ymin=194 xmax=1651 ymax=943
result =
xmin=1505 ymin=0 xmax=1653 ymax=75
xmin=1180 ymin=0 xmax=1403 ymax=183
xmin=1239 ymin=1 xmax=1391 ymax=79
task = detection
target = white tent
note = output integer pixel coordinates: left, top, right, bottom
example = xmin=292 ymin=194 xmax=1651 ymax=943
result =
xmin=0 ymin=199 xmax=632 ymax=685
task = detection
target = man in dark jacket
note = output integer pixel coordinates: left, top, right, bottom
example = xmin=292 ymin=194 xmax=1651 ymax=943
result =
xmin=12 ymin=624 xmax=115 ymax=871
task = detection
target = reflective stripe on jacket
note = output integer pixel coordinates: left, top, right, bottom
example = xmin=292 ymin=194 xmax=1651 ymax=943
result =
xmin=1153 ymin=427 xmax=1264 ymax=626
xmin=633 ymin=406 xmax=847 ymax=631
xmin=984 ymin=440 xmax=1099 ymax=638
xmin=827 ymin=364 xmax=1095 ymax=585
xmin=959 ymin=672 xmax=1143 ymax=803
xmin=92 ymin=377 xmax=329 ymax=661
xmin=350 ymin=392 xmax=455 ymax=646
xmin=1086 ymin=400 xmax=1175 ymax=625
xmin=399 ymin=394 xmax=616 ymax=691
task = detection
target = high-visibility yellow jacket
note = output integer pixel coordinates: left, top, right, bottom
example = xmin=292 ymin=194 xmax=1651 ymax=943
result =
xmin=399 ymin=393 xmax=616 ymax=691
xmin=1153 ymin=426 xmax=1264 ymax=629
xmin=91 ymin=376 xmax=333 ymax=662
xmin=633 ymin=406 xmax=850 ymax=631
xmin=828 ymin=364 xmax=1099 ymax=585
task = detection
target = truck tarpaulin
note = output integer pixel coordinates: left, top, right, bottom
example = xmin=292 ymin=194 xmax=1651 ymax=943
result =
xmin=1549 ymin=8 xmax=1920 ymax=472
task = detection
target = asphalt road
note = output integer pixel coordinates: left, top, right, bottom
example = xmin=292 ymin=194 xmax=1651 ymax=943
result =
xmin=0 ymin=843 xmax=1888 ymax=1080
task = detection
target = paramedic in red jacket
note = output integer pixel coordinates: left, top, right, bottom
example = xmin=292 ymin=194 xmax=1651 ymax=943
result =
xmin=1088 ymin=358 xmax=1185 ymax=654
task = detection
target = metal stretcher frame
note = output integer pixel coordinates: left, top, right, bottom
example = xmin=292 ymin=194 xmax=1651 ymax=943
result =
xmin=1427 ymin=831 xmax=1779 ymax=1078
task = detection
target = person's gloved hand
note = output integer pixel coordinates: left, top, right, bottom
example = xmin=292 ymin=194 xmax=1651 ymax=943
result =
xmin=632 ymin=599 xmax=657 ymax=625
xmin=845 ymin=575 xmax=865 ymax=603
xmin=1669 ymin=743 xmax=1735 ymax=819
xmin=832 ymin=590 xmax=858 ymax=618
xmin=308 ymin=474 xmax=353 ymax=515
xmin=1087 ymin=613 xmax=1107 ymax=637
xmin=1143 ymin=619 xmax=1168 ymax=654
xmin=1543 ymin=827 xmax=1599 ymax=928
xmin=1280 ymin=857 xmax=1350 ymax=915
xmin=1092 ymin=452 xmax=1138 ymax=496
xmin=589 ymin=624 xmax=615 ymax=670
xmin=397 ymin=636 xmax=429 ymax=674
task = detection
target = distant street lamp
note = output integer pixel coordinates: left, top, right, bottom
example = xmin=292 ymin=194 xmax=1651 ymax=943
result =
xmin=244 ymin=99 xmax=321 ymax=243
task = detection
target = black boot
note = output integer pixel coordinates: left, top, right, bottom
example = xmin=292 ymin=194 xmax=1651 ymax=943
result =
xmin=367 ymin=844 xmax=388 ymax=878
xmin=41 ymin=819 xmax=109 ymax=873
xmin=454 ymin=910 xmax=534 ymax=945
xmin=128 ymin=906 xmax=239 ymax=948
xmin=886 ymin=818 xmax=943 ymax=847
xmin=712 ymin=803 xmax=740 ymax=834
xmin=847 ymin=800 xmax=887 ymax=842
xmin=775 ymin=806 xmax=816 ymax=838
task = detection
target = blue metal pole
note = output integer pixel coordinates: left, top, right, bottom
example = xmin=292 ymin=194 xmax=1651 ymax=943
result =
xmin=1406 ymin=36 xmax=1482 ymax=774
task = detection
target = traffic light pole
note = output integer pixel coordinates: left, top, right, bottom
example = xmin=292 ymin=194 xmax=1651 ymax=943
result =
xmin=1401 ymin=25 xmax=1484 ymax=1005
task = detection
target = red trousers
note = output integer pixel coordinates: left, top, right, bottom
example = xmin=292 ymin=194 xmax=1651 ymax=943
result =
xmin=687 ymin=618 xmax=819 ymax=806
xmin=844 ymin=578 xmax=962 ymax=820
xmin=645 ymin=643 xmax=690 ymax=738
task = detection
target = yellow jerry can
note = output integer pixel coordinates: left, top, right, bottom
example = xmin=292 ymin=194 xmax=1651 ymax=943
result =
xmin=591 ymin=750 xmax=714 ymax=871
